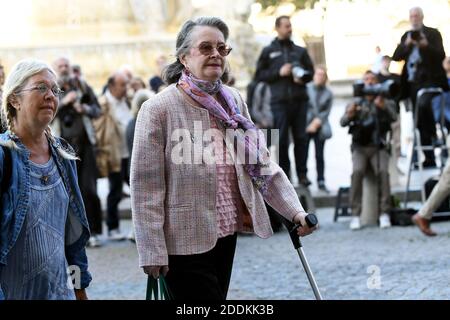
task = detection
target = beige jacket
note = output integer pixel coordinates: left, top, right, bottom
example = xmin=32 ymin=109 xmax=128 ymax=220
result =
xmin=92 ymin=95 xmax=123 ymax=177
xmin=131 ymin=84 xmax=306 ymax=267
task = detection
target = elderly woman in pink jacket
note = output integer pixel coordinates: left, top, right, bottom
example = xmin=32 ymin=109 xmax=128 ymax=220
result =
xmin=130 ymin=16 xmax=317 ymax=300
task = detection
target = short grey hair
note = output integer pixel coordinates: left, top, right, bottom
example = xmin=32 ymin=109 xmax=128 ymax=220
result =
xmin=162 ymin=17 xmax=230 ymax=84
xmin=53 ymin=56 xmax=70 ymax=67
xmin=409 ymin=6 xmax=424 ymax=18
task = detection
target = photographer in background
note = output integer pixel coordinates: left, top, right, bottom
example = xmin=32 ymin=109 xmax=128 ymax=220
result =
xmin=255 ymin=15 xmax=314 ymax=186
xmin=53 ymin=57 xmax=103 ymax=247
xmin=341 ymin=71 xmax=397 ymax=230
xmin=392 ymin=6 xmax=448 ymax=168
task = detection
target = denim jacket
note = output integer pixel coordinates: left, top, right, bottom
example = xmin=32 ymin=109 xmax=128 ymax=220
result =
xmin=0 ymin=132 xmax=92 ymax=299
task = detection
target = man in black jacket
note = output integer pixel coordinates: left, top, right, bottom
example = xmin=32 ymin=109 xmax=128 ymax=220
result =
xmin=255 ymin=15 xmax=314 ymax=186
xmin=392 ymin=6 xmax=448 ymax=168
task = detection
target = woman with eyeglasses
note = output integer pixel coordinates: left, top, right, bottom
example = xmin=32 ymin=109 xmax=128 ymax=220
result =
xmin=131 ymin=17 xmax=317 ymax=300
xmin=0 ymin=59 xmax=92 ymax=300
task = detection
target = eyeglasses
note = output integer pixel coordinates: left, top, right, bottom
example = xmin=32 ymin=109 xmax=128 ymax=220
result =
xmin=18 ymin=83 xmax=64 ymax=97
xmin=195 ymin=42 xmax=232 ymax=57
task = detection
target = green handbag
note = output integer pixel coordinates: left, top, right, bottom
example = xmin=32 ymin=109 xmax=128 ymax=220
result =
xmin=146 ymin=275 xmax=173 ymax=300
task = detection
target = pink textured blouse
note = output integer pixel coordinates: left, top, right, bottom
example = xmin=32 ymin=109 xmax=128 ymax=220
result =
xmin=209 ymin=114 xmax=247 ymax=238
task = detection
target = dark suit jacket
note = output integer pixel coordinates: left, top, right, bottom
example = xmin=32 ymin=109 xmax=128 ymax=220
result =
xmin=255 ymin=38 xmax=315 ymax=104
xmin=392 ymin=25 xmax=448 ymax=99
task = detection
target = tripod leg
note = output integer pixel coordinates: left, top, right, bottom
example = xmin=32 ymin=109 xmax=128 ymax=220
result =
xmin=404 ymin=142 xmax=415 ymax=208
xmin=404 ymin=102 xmax=420 ymax=209
xmin=415 ymin=128 xmax=427 ymax=203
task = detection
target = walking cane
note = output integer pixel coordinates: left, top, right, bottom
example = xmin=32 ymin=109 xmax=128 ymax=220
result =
xmin=278 ymin=213 xmax=323 ymax=300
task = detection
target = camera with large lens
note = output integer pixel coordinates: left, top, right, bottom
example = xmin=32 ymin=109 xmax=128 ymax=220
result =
xmin=352 ymin=79 xmax=398 ymax=98
xmin=410 ymin=30 xmax=422 ymax=41
xmin=291 ymin=62 xmax=311 ymax=82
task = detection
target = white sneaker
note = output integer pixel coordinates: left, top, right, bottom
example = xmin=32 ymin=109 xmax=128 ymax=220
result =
xmin=122 ymin=183 xmax=131 ymax=198
xmin=127 ymin=229 xmax=136 ymax=243
xmin=379 ymin=213 xmax=392 ymax=229
xmin=108 ymin=229 xmax=126 ymax=241
xmin=87 ymin=235 xmax=102 ymax=248
xmin=350 ymin=217 xmax=361 ymax=230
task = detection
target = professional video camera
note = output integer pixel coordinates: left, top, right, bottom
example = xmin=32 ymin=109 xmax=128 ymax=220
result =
xmin=292 ymin=62 xmax=311 ymax=82
xmin=352 ymin=79 xmax=398 ymax=98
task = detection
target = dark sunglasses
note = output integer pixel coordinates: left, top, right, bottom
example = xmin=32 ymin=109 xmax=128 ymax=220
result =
xmin=196 ymin=42 xmax=232 ymax=57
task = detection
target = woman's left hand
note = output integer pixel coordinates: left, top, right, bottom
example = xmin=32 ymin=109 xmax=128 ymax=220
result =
xmin=74 ymin=289 xmax=88 ymax=300
xmin=293 ymin=212 xmax=318 ymax=237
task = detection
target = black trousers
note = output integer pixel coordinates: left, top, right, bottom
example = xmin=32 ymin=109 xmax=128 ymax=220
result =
xmin=106 ymin=158 xmax=129 ymax=231
xmin=271 ymin=100 xmax=308 ymax=181
xmin=165 ymin=233 xmax=237 ymax=300
xmin=301 ymin=134 xmax=326 ymax=182
xmin=69 ymin=134 xmax=103 ymax=235
xmin=409 ymin=83 xmax=439 ymax=164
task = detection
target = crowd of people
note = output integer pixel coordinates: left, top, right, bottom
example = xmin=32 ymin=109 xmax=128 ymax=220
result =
xmin=0 ymin=5 xmax=449 ymax=300
xmin=248 ymin=8 xmax=449 ymax=234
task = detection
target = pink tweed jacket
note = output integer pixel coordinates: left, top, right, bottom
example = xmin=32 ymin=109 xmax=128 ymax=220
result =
xmin=130 ymin=84 xmax=306 ymax=267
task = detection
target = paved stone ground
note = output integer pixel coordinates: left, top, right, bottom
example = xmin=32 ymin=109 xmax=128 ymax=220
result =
xmin=85 ymin=208 xmax=450 ymax=300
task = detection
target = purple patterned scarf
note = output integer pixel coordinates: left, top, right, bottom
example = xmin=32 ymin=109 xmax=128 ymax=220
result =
xmin=178 ymin=70 xmax=271 ymax=195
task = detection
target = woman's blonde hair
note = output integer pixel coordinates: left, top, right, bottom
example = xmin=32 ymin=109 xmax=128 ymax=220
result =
xmin=1 ymin=58 xmax=77 ymax=160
